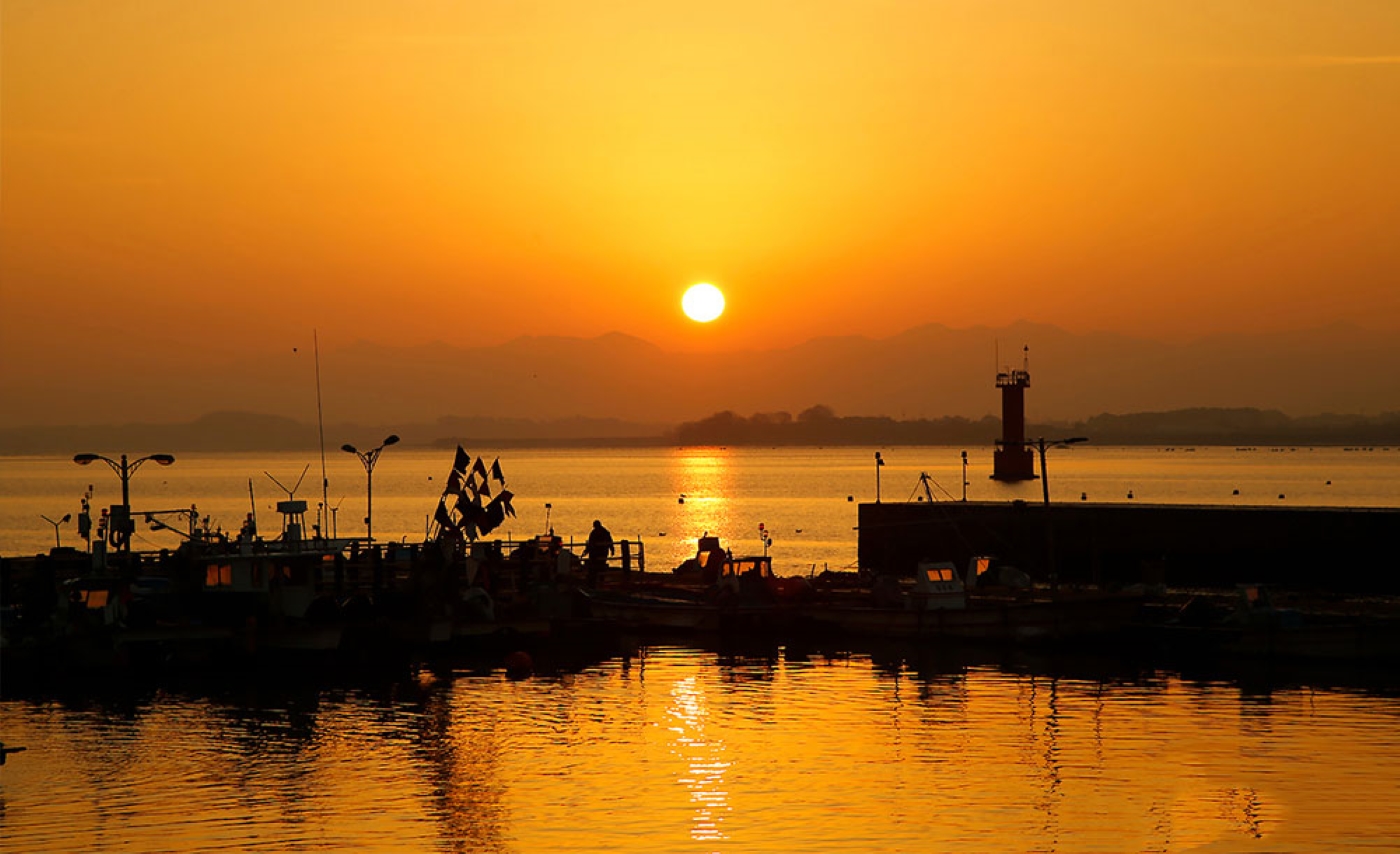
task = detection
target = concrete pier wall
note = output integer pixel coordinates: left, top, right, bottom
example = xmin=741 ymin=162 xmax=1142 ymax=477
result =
xmin=857 ymin=501 xmax=1400 ymax=594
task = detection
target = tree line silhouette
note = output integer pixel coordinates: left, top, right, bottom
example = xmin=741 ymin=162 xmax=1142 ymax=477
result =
xmin=670 ymin=406 xmax=1400 ymax=446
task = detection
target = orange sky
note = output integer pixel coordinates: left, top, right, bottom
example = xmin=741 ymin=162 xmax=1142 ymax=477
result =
xmin=4 ymin=0 xmax=1399 ymax=376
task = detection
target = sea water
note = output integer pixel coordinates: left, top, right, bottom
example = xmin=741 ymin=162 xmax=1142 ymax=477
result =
xmin=3 ymin=445 xmax=1398 ymax=573
xmin=4 ymin=446 xmax=1400 ymax=853
xmin=2 ymin=644 xmax=1399 ymax=853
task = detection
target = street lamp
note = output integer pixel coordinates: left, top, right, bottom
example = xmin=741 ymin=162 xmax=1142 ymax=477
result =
xmin=874 ymin=451 xmax=885 ymax=503
xmin=1034 ymin=437 xmax=1087 ymax=505
xmin=40 ymin=513 xmax=71 ymax=549
xmin=341 ymin=435 xmax=399 ymax=541
xmin=73 ymin=452 xmax=175 ymax=551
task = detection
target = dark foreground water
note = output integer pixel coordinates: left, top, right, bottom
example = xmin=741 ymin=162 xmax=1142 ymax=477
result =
xmin=3 ymin=641 xmax=1398 ymax=853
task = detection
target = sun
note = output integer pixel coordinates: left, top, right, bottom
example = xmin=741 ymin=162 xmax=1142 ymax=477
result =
xmin=682 ymin=283 xmax=725 ymax=323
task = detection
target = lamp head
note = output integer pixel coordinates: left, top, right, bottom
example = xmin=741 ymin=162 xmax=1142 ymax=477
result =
xmin=383 ymin=435 xmax=400 ymax=447
xmin=341 ymin=444 xmax=358 ymax=454
xmin=151 ymin=454 xmax=176 ymax=466
xmin=73 ymin=454 xmax=100 ymax=465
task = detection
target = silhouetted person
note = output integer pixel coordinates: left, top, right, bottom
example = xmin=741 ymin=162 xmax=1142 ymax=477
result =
xmin=584 ymin=519 xmax=614 ymax=585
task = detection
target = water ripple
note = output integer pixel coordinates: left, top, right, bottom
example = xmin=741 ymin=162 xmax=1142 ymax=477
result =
xmin=4 ymin=651 xmax=1400 ymax=853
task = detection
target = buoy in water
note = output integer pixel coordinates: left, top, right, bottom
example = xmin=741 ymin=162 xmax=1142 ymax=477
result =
xmin=504 ymin=650 xmax=533 ymax=679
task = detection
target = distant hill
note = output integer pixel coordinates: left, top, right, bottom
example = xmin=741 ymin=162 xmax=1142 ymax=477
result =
xmin=3 ymin=321 xmax=1398 ymax=430
xmin=0 ymin=412 xmax=669 ymax=455
xmin=2 ymin=407 xmax=1397 ymax=455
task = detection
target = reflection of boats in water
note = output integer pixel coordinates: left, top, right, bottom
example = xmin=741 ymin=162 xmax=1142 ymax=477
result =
xmin=801 ymin=558 xmax=1144 ymax=643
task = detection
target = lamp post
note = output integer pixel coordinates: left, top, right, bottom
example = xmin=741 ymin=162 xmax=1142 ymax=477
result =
xmin=73 ymin=453 xmax=175 ymax=551
xmin=40 ymin=514 xmax=71 ymax=549
xmin=341 ymin=435 xmax=399 ymax=541
xmin=1029 ymin=436 xmax=1087 ymax=591
xmin=1034 ymin=437 xmax=1088 ymax=505
xmin=874 ymin=451 xmax=885 ymax=503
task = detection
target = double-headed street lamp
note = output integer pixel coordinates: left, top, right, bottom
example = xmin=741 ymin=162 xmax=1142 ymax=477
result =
xmin=1033 ymin=437 xmax=1087 ymax=505
xmin=73 ymin=453 xmax=176 ymax=551
xmin=341 ymin=435 xmax=399 ymax=541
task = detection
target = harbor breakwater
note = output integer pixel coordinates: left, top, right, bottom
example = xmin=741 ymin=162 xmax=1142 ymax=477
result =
xmin=858 ymin=501 xmax=1400 ymax=594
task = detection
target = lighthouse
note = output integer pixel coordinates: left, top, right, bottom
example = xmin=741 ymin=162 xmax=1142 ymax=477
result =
xmin=992 ymin=346 xmax=1035 ymax=481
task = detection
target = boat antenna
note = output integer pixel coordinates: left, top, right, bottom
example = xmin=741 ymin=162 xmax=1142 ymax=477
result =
xmin=314 ymin=329 xmax=330 ymax=536
xmin=247 ymin=478 xmax=257 ymax=530
xmin=265 ymin=464 xmax=311 ymax=500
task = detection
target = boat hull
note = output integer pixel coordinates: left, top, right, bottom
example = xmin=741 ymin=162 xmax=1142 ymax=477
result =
xmin=804 ymin=593 xmax=1143 ymax=642
xmin=583 ymin=590 xmax=781 ymax=634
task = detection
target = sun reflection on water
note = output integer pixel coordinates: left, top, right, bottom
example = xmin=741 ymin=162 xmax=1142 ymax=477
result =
xmin=667 ymin=675 xmax=732 ymax=843
xmin=669 ymin=449 xmax=736 ymax=552
xmin=5 ymin=649 xmax=1399 ymax=853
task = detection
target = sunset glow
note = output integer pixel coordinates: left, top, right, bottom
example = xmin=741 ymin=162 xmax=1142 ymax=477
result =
xmin=2 ymin=1 xmax=1399 ymax=426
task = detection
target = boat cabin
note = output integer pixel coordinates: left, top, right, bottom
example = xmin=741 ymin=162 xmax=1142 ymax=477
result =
xmin=674 ymin=535 xmax=731 ymax=584
xmin=719 ymin=555 xmax=773 ymax=580
xmin=195 ymin=499 xmax=351 ymax=620
xmin=64 ymin=578 xmax=129 ymax=626
xmin=714 ymin=554 xmax=776 ymax=600
xmin=910 ymin=561 xmax=968 ymax=610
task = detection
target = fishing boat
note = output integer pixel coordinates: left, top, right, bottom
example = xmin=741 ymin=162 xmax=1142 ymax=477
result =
xmin=801 ymin=557 xmax=1144 ymax=642
xmin=1147 ymin=584 xmax=1400 ymax=661
xmin=582 ymin=554 xmax=803 ymax=633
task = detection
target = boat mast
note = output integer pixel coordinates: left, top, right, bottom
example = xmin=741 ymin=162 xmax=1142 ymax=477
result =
xmin=314 ymin=329 xmax=330 ymax=537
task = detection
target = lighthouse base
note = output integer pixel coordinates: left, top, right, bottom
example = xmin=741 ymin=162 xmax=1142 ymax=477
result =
xmin=991 ymin=444 xmax=1036 ymax=481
